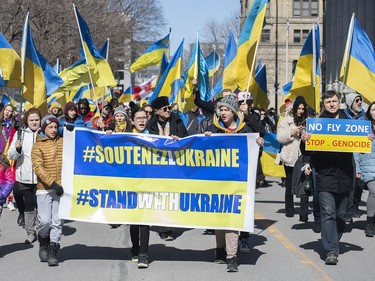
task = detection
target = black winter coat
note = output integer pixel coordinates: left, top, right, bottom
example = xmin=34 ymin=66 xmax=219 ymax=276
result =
xmin=300 ymin=110 xmax=354 ymax=193
xmin=147 ymin=113 xmax=188 ymax=138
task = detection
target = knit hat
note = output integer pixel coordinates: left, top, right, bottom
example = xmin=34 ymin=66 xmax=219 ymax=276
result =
xmin=41 ymin=114 xmax=59 ymax=133
xmin=237 ymin=91 xmax=253 ymax=102
xmin=220 ymin=94 xmax=239 ymax=114
xmin=151 ymin=96 xmax=169 ymax=110
xmin=345 ymin=92 xmax=362 ymax=109
xmin=114 ymin=106 xmax=127 ymax=117
xmin=49 ymin=102 xmax=60 ymax=110
xmin=293 ymin=96 xmax=307 ymax=113
xmin=64 ymin=101 xmax=77 ymax=117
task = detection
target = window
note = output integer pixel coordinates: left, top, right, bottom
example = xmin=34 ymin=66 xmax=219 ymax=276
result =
xmin=261 ymin=29 xmax=270 ymax=43
xmin=266 ymin=2 xmax=270 ymax=17
xmin=294 ymin=29 xmax=310 ymax=44
xmin=293 ymin=0 xmax=318 ymax=17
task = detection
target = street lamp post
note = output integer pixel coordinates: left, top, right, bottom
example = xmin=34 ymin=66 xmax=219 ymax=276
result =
xmin=274 ymin=0 xmax=279 ymax=112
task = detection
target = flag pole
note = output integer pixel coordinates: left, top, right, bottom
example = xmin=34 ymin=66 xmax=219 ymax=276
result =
xmin=312 ymin=23 xmax=317 ymax=112
xmin=211 ymin=45 xmax=216 ymax=90
xmin=341 ymin=13 xmax=355 ymax=99
xmin=193 ymin=32 xmax=199 ymax=79
xmin=245 ymin=40 xmax=260 ymax=94
xmin=72 ymin=4 xmax=98 ymax=106
xmin=19 ymin=12 xmax=30 ymax=116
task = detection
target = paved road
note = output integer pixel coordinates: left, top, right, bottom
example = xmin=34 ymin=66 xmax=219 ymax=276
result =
xmin=0 ymin=177 xmax=373 ymax=281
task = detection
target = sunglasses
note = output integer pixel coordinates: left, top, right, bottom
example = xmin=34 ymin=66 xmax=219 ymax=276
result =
xmin=354 ymin=98 xmax=362 ymax=103
xmin=160 ymin=106 xmax=172 ymax=112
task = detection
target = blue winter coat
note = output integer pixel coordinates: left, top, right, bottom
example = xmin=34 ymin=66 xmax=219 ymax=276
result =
xmin=354 ymin=139 xmax=375 ymax=183
xmin=58 ymin=115 xmax=86 ymax=135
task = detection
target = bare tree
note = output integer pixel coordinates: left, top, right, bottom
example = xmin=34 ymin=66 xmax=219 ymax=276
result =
xmin=201 ymin=12 xmax=240 ymax=44
xmin=0 ymin=0 xmax=166 ymax=71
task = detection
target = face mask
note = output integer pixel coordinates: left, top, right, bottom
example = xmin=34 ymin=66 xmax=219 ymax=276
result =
xmin=260 ymin=116 xmax=265 ymax=121
xmin=216 ymin=109 xmax=220 ymax=116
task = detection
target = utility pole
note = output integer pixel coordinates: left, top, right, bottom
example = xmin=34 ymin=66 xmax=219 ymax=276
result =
xmin=274 ymin=0 xmax=279 ymax=112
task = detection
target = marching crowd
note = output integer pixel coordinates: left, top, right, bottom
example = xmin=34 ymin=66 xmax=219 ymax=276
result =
xmin=0 ymin=84 xmax=374 ymax=272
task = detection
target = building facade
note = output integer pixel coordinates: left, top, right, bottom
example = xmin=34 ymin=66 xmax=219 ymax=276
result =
xmin=241 ymin=0 xmax=323 ymax=110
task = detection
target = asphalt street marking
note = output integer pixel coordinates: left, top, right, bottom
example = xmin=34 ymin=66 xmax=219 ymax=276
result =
xmin=255 ymin=212 xmax=334 ymax=281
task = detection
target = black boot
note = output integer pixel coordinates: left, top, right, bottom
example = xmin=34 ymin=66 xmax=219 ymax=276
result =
xmin=48 ymin=242 xmax=60 ymax=266
xmin=38 ymin=234 xmax=50 ymax=262
xmin=365 ymin=216 xmax=375 ymax=237
xmin=17 ymin=213 xmax=25 ymax=227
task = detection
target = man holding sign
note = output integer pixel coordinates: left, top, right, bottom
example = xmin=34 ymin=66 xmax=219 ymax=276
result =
xmin=300 ymin=91 xmax=364 ymax=266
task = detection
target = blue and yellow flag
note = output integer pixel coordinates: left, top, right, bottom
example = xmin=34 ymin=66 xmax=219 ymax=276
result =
xmin=181 ymin=37 xmax=210 ymax=112
xmin=58 ymin=39 xmax=110 ymax=94
xmin=130 ymin=33 xmax=170 ymax=73
xmin=235 ymin=0 xmax=268 ymax=91
xmin=118 ymin=86 xmax=133 ymax=103
xmin=340 ymin=15 xmax=375 ymax=104
xmin=73 ymin=6 xmax=116 ymax=88
xmin=152 ymin=52 xmax=169 ymax=89
xmin=148 ymin=39 xmax=184 ymax=106
xmin=205 ymin=50 xmax=220 ymax=77
xmin=289 ymin=24 xmax=321 ymax=113
xmin=250 ymin=60 xmax=268 ymax=110
xmin=0 ymin=93 xmax=18 ymax=107
xmin=21 ymin=13 xmax=63 ymax=114
xmin=0 ymin=32 xmax=21 ymax=88
xmin=212 ymin=31 xmax=238 ymax=97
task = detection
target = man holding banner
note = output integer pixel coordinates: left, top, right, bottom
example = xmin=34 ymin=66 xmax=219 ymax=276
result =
xmin=301 ymin=90 xmax=372 ymax=266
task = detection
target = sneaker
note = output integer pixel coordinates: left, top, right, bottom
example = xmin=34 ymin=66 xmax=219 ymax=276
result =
xmin=214 ymin=248 xmax=226 ymax=264
xmin=226 ymin=257 xmax=238 ymax=272
xmin=159 ymin=231 xmax=174 ymax=241
xmin=7 ymin=202 xmax=16 ymax=211
xmin=17 ymin=213 xmax=25 ymax=226
xmin=239 ymin=238 xmax=250 ymax=254
xmin=203 ymin=229 xmax=215 ymax=235
xmin=325 ymin=253 xmax=338 ymax=265
xmin=131 ymin=255 xmax=138 ymax=262
xmin=137 ymin=254 xmax=149 ymax=268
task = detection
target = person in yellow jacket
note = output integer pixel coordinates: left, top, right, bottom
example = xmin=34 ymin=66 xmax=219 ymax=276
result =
xmin=31 ymin=114 xmax=63 ymax=267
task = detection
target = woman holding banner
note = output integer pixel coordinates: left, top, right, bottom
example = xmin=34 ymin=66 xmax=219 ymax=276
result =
xmin=205 ymin=93 xmax=263 ymax=273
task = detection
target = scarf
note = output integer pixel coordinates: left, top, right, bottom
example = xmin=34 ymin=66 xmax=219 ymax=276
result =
xmin=115 ymin=122 xmax=127 ymax=133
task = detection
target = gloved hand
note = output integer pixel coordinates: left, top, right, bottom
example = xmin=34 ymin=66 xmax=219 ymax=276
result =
xmin=51 ymin=181 xmax=64 ymax=196
xmin=65 ymin=124 xmax=75 ymax=132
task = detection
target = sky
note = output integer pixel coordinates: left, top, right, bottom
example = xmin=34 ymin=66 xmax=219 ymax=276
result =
xmin=160 ymin=0 xmax=241 ymax=53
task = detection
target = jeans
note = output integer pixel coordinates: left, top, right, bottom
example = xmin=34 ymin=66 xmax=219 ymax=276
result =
xmin=319 ymin=191 xmax=350 ymax=255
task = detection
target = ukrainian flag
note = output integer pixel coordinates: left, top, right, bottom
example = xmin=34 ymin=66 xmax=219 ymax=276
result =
xmin=235 ymin=0 xmax=268 ymax=91
xmin=118 ymin=86 xmax=133 ymax=103
xmin=212 ymin=31 xmax=238 ymax=97
xmin=148 ymin=39 xmax=184 ymax=106
xmin=289 ymin=24 xmax=321 ymax=113
xmin=261 ymin=132 xmax=286 ymax=177
xmin=130 ymin=33 xmax=170 ymax=73
xmin=340 ymin=15 xmax=375 ymax=104
xmin=204 ymin=50 xmax=220 ymax=77
xmin=152 ymin=52 xmax=169 ymax=89
xmin=250 ymin=60 xmax=268 ymax=110
xmin=21 ymin=13 xmax=63 ymax=114
xmin=58 ymin=39 xmax=110 ymax=93
xmin=181 ymin=37 xmax=210 ymax=112
xmin=73 ymin=6 xmax=116 ymax=88
xmin=0 ymin=32 xmax=21 ymax=88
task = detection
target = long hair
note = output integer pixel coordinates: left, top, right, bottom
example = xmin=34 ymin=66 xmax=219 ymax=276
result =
xmin=366 ymin=102 xmax=375 ymax=122
xmin=0 ymin=151 xmax=10 ymax=170
xmin=0 ymin=104 xmax=15 ymax=133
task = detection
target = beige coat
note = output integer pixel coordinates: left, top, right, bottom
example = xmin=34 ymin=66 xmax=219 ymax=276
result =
xmin=276 ymin=113 xmax=301 ymax=167
xmin=31 ymin=134 xmax=63 ymax=190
